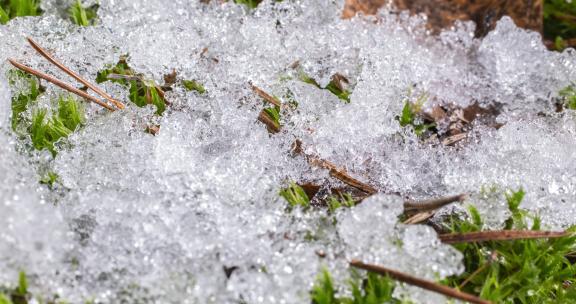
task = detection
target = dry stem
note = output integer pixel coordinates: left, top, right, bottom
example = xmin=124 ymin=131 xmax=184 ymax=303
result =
xmin=439 ymin=230 xmax=569 ymax=244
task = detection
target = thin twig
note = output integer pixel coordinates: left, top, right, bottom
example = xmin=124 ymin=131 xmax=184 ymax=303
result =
xmin=404 ymin=194 xmax=467 ymax=212
xmin=8 ymin=59 xmax=115 ymax=111
xmin=26 ymin=37 xmax=125 ymax=110
xmin=250 ymin=83 xmax=281 ymax=107
xmin=439 ymin=230 xmax=569 ymax=244
xmin=291 ymin=140 xmax=377 ymax=194
xmin=308 ymin=156 xmax=377 ymax=194
xmin=350 ymin=260 xmax=492 ymax=304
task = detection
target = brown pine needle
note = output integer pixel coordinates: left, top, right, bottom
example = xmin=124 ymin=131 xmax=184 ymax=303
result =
xmin=308 ymin=156 xmax=377 ymax=194
xmin=439 ymin=230 xmax=569 ymax=244
xmin=8 ymin=59 xmax=115 ymax=111
xmin=404 ymin=194 xmax=467 ymax=212
xmin=349 ymin=260 xmax=492 ymax=304
xmin=250 ymin=83 xmax=281 ymax=107
xmin=26 ymin=37 xmax=125 ymax=110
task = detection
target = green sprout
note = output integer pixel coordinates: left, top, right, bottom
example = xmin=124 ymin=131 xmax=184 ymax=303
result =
xmin=29 ymin=96 xmax=85 ymax=156
xmin=68 ymin=0 xmax=98 ymax=26
xmin=559 ymin=85 xmax=576 ymax=110
xmin=0 ymin=0 xmax=42 ymax=24
xmin=182 ymin=79 xmax=206 ymax=94
xmin=263 ymin=105 xmax=281 ymax=131
xmin=311 ymin=268 xmax=402 ymax=304
xmin=298 ymin=71 xmax=351 ymax=103
xmin=39 ymin=171 xmax=59 ymax=189
xmin=16 ymin=272 xmax=26 ymax=297
xmin=96 ymin=56 xmax=167 ymax=115
xmin=311 ymin=268 xmax=336 ymax=304
xmin=279 ymin=182 xmax=310 ymax=209
xmin=445 ymin=188 xmax=576 ymax=303
xmin=327 ymin=193 xmax=355 ymax=213
xmin=397 ymin=93 xmax=434 ymax=136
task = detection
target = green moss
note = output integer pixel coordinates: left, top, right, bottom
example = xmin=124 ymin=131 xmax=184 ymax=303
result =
xmin=68 ymin=0 xmax=98 ymax=26
xmin=396 ymin=93 xmax=434 ymax=136
xmin=7 ymin=70 xmax=44 ymax=133
xmin=327 ymin=193 xmax=355 ymax=213
xmin=182 ymin=79 xmax=206 ymax=94
xmin=444 ymin=188 xmax=576 ymax=303
xmin=96 ymin=56 xmax=167 ymax=115
xmin=279 ymin=182 xmax=310 ymax=209
xmin=39 ymin=171 xmax=59 ymax=189
xmin=29 ymin=96 xmax=85 ymax=156
xmin=0 ymin=0 xmax=42 ymax=24
xmin=559 ymin=85 xmax=576 ymax=110
xmin=311 ymin=268 xmax=402 ymax=304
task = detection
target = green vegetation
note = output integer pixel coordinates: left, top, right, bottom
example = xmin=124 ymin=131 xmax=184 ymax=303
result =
xmin=96 ymin=56 xmax=167 ymax=115
xmin=8 ymin=70 xmax=84 ymax=156
xmin=0 ymin=271 xmax=28 ymax=304
xmin=311 ymin=268 xmax=403 ymax=304
xmin=559 ymin=85 xmax=576 ymax=110
xmin=299 ymin=71 xmax=351 ymax=103
xmin=279 ymin=182 xmax=310 ymax=209
xmin=0 ymin=0 xmax=42 ymax=25
xmin=397 ymin=93 xmax=434 ymax=136
xmin=182 ymin=79 xmax=206 ymax=94
xmin=234 ymin=0 xmax=262 ymax=9
xmin=444 ymin=188 xmax=576 ymax=303
xmin=39 ymin=171 xmax=59 ymax=188
xmin=263 ymin=105 xmax=281 ymax=130
xmin=327 ymin=193 xmax=355 ymax=213
xmin=68 ymin=0 xmax=98 ymax=26
xmin=544 ymin=0 xmax=576 ymax=50
xmin=7 ymin=70 xmax=44 ymax=133
xmin=29 ymin=96 xmax=85 ymax=156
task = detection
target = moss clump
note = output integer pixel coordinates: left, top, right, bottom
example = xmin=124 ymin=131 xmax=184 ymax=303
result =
xmin=29 ymin=96 xmax=85 ymax=156
xmin=0 ymin=0 xmax=42 ymax=25
xmin=96 ymin=56 xmax=167 ymax=115
xmin=279 ymin=182 xmax=310 ymax=209
xmin=444 ymin=188 xmax=576 ymax=303
xmin=182 ymin=79 xmax=206 ymax=94
xmin=311 ymin=268 xmax=402 ymax=304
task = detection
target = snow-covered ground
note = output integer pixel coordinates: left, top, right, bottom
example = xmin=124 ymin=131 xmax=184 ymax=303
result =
xmin=1 ymin=0 xmax=576 ymax=303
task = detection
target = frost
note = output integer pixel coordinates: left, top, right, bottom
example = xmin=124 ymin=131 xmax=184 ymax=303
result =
xmin=0 ymin=0 xmax=575 ymax=303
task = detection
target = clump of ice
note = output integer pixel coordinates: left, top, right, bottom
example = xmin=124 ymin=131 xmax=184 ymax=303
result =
xmin=0 ymin=0 xmax=576 ymax=303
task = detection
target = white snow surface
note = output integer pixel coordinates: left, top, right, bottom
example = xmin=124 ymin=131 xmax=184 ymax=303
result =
xmin=0 ymin=0 xmax=576 ymax=303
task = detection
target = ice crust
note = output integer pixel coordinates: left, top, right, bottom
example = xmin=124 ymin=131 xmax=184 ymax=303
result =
xmin=1 ymin=0 xmax=576 ymax=303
